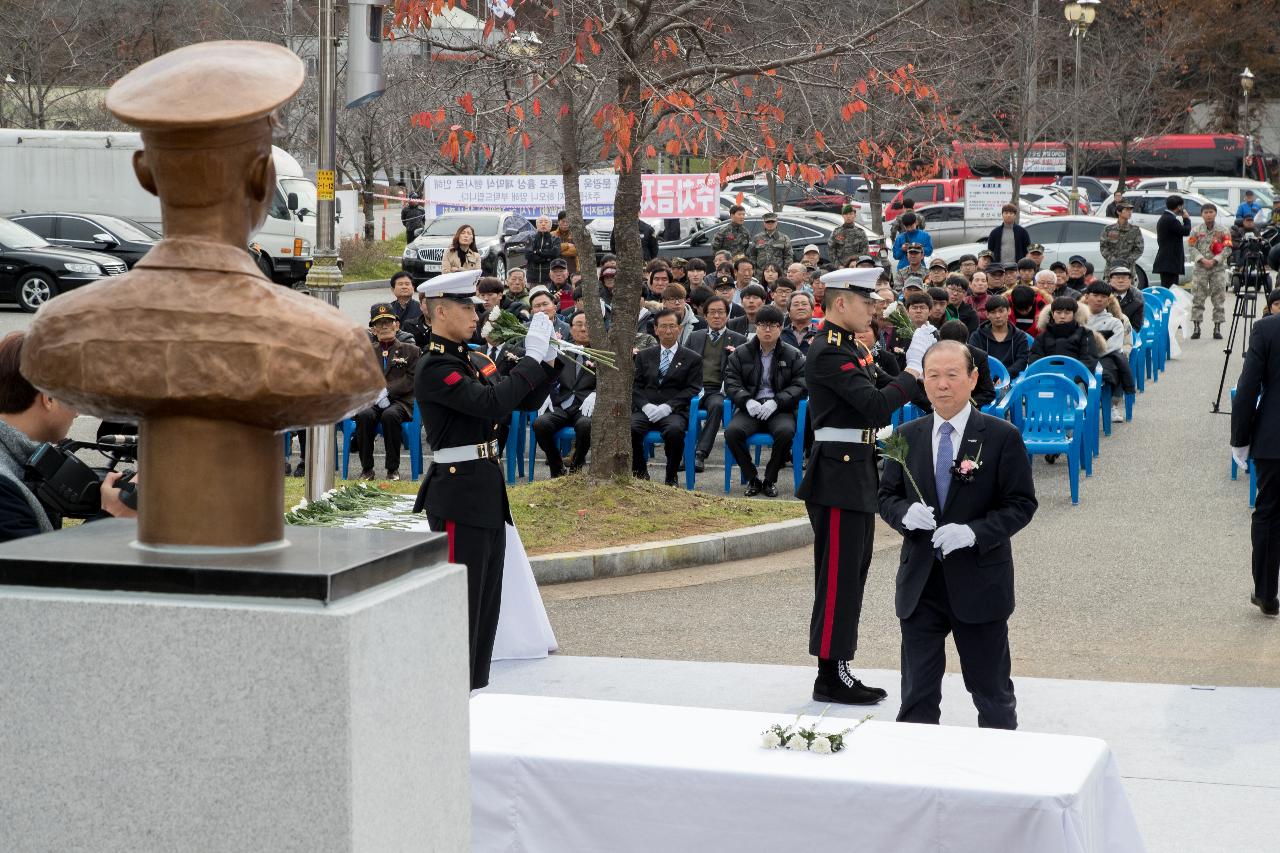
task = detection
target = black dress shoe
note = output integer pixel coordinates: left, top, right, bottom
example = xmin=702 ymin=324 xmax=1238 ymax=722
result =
xmin=1251 ymin=594 xmax=1280 ymax=616
xmin=762 ymin=480 xmax=779 ymax=498
xmin=664 ymin=475 xmax=680 ymax=487
xmin=694 ymin=451 xmax=706 ymax=473
xmin=745 ymin=477 xmax=763 ymax=497
xmin=813 ymin=672 xmax=886 ymax=706
xmin=633 ymin=469 xmax=650 ymax=481
xmin=293 ymin=462 xmax=305 ymax=478
xmin=549 ymin=466 xmax=566 ymax=479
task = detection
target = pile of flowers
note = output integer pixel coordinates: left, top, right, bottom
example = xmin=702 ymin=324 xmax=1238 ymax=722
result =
xmin=481 ymin=307 xmax=618 ymax=373
xmin=285 ymin=482 xmax=403 ymax=526
xmin=761 ymin=709 xmax=871 ymax=755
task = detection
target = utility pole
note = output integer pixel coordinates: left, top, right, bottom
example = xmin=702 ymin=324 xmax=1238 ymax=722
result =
xmin=303 ymin=0 xmax=342 ymax=502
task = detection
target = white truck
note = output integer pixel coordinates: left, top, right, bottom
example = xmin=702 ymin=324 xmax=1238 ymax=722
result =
xmin=0 ymin=129 xmax=316 ymax=284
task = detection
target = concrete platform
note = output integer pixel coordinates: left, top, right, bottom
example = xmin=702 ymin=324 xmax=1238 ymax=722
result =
xmin=490 ymin=655 xmax=1280 ymax=853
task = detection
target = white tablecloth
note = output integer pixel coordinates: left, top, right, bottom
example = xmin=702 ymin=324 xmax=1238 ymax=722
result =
xmin=471 ymin=694 xmax=1145 ymax=853
xmin=340 ymin=502 xmax=556 ymax=661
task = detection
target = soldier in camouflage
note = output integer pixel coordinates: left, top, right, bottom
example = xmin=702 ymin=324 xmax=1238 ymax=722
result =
xmin=892 ymin=242 xmax=928 ymax=290
xmin=828 ymin=203 xmax=869 ymax=266
xmin=1098 ymin=201 xmax=1145 ymax=274
xmin=712 ymin=204 xmax=752 ymax=259
xmin=1187 ymin=202 xmax=1232 ymax=339
xmin=748 ymin=211 xmax=793 ymax=273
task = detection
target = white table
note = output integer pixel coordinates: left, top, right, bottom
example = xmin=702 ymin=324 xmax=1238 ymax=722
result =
xmin=471 ymin=694 xmax=1145 ymax=853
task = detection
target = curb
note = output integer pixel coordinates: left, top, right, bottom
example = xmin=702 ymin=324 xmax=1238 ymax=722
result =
xmin=530 ymin=516 xmax=814 ymax=585
xmin=342 ymin=279 xmax=390 ymax=292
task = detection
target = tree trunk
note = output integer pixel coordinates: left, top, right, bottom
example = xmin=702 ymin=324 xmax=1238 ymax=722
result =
xmin=362 ymin=151 xmax=376 ymax=241
xmin=1117 ymin=140 xmax=1128 ymax=186
xmin=868 ymin=179 xmax=884 ymax=235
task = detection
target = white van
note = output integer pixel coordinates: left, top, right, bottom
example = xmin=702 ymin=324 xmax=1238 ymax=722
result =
xmin=0 ymin=129 xmax=316 ymax=284
xmin=1132 ymin=176 xmax=1274 ymax=222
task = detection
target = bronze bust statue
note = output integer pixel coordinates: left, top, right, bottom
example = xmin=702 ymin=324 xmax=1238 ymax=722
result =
xmin=21 ymin=41 xmax=384 ymax=548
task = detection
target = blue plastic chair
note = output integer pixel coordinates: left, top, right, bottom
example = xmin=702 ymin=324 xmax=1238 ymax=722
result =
xmin=1140 ymin=302 xmax=1162 ymax=382
xmin=526 ymin=418 xmax=579 ymax=482
xmin=985 ymin=356 xmax=1011 ymax=414
xmin=340 ymin=401 xmax=424 ymax=480
xmin=1023 ymin=356 xmax=1098 ymax=473
xmin=1129 ymin=330 xmax=1145 ymax=395
xmin=641 ymin=392 xmax=702 ymax=490
xmin=721 ymin=398 xmax=807 ymax=493
xmin=1006 ymin=373 xmax=1086 ymax=505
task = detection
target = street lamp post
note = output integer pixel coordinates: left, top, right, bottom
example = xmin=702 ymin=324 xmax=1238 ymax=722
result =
xmin=1064 ymin=0 xmax=1099 ymax=214
xmin=1240 ymin=67 xmax=1255 ymax=178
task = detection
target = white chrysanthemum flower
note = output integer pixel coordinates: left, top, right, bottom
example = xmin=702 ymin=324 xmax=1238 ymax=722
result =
xmin=488 ymin=306 xmax=501 ymax=322
xmin=786 ymin=735 xmax=809 ymax=751
xmin=761 ymin=732 xmax=781 ymax=749
xmin=810 ymin=736 xmax=832 ymax=754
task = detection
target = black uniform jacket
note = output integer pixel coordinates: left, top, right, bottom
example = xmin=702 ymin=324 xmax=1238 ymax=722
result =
xmin=878 ymin=408 xmax=1038 ymax=623
xmin=795 ymin=321 xmax=920 ymax=512
xmin=1232 ymin=314 xmax=1280 ymax=459
xmin=631 ymin=345 xmax=703 ymax=414
xmin=723 ymin=338 xmax=807 ymax=412
xmin=413 ymin=333 xmax=556 ymax=527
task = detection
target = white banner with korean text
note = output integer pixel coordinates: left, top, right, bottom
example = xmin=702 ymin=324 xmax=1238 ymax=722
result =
xmin=424 ymin=173 xmax=720 ymax=219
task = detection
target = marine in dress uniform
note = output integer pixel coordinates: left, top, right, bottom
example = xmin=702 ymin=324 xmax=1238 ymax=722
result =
xmin=412 ymin=270 xmax=559 ymax=690
xmin=795 ymin=267 xmax=930 ymax=705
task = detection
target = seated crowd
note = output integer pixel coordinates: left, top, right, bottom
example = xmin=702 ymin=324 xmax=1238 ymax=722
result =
xmin=347 ymin=205 xmax=1158 ymax=491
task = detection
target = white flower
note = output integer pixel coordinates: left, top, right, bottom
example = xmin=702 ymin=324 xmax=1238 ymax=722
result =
xmin=289 ymin=500 xmax=307 ymax=513
xmin=488 ymin=306 xmax=501 ymax=322
xmin=761 ymin=732 xmax=781 ymax=749
xmin=786 ymin=735 xmax=809 ymax=751
xmin=481 ymin=322 xmax=494 ymax=339
xmin=810 ymin=736 xmax=832 ymax=754
xmin=323 ymin=489 xmax=336 ymax=499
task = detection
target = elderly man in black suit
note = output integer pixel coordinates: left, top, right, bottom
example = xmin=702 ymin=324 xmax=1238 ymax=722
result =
xmin=1232 ymin=304 xmax=1280 ymax=617
xmin=532 ymin=311 xmax=597 ymax=477
xmin=632 ymin=308 xmax=703 ymax=486
xmin=686 ymin=295 xmax=747 ymax=472
xmin=879 ymin=340 xmax=1038 ymax=729
xmin=1153 ymin=194 xmax=1193 ymax=289
xmin=723 ymin=305 xmax=806 ymax=497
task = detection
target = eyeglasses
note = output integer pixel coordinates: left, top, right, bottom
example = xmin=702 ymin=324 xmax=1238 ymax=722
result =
xmin=756 ymin=322 xmax=782 ymax=330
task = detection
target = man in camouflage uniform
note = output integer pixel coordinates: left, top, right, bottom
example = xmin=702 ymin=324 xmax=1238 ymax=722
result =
xmin=712 ymin=204 xmax=751 ymax=259
xmin=1098 ymin=201 xmax=1145 ymax=275
xmin=828 ymin=203 xmax=868 ymax=266
xmin=893 ymin=242 xmax=928 ymax=290
xmin=748 ymin=211 xmax=792 ymax=272
xmin=1187 ymin=202 xmax=1232 ymax=340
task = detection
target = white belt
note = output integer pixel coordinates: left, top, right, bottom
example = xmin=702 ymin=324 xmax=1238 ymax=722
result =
xmin=813 ymin=427 xmax=873 ymax=444
xmin=432 ymin=440 xmax=500 ymax=464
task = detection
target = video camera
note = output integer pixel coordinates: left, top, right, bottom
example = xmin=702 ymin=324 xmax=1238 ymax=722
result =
xmin=1232 ymin=230 xmax=1272 ymax=294
xmin=23 ymin=435 xmax=138 ymax=520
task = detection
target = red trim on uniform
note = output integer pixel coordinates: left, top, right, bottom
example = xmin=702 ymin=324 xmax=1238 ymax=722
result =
xmin=858 ymin=354 xmax=874 ymax=367
xmin=840 ymin=362 xmax=855 ymax=372
xmin=819 ymin=507 xmax=841 ymax=659
xmin=480 ymin=362 xmax=497 ymax=377
xmin=443 ymin=371 xmax=462 ymax=386
xmin=446 ymin=520 xmax=456 ymax=563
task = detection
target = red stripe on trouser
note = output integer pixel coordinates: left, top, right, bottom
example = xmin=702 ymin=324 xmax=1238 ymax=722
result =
xmin=446 ymin=520 xmax=456 ymax=563
xmin=819 ymin=507 xmax=841 ymax=659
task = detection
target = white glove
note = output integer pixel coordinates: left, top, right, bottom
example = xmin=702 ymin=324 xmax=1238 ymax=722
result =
xmin=537 ymin=396 xmax=553 ymax=415
xmin=745 ymin=399 xmax=763 ymax=418
xmin=523 ymin=312 xmax=553 ymax=362
xmin=642 ymin=403 xmax=659 ymax=420
xmin=932 ymin=523 xmax=976 ymax=556
xmin=374 ymin=387 xmax=390 ymax=410
xmin=902 ymin=502 xmax=936 ymax=532
xmin=543 ymin=336 xmax=561 ymax=365
xmin=904 ymin=323 xmax=937 ymax=374
xmin=650 ymin=403 xmax=673 ymax=422
xmin=581 ymin=392 xmax=596 ymax=418
xmin=757 ymin=399 xmax=778 ymax=420
xmin=1231 ymin=446 xmax=1250 ymax=469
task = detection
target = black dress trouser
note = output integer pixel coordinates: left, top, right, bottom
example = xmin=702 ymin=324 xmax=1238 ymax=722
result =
xmin=807 ymin=505 xmax=874 ymax=660
xmin=354 ymin=401 xmax=412 ymax=474
xmin=725 ymin=411 xmax=796 ymax=484
xmin=897 ymin=561 xmax=1017 ymax=730
xmin=428 ymin=514 xmax=505 ymax=690
xmin=533 ymin=409 xmax=592 ymax=472
xmin=1252 ymin=459 xmax=1280 ymax=603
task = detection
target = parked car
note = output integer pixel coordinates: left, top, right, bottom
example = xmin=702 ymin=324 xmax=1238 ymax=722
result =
xmin=930 ymin=215 xmax=1194 ymax=288
xmin=1132 ymin=176 xmax=1274 ymax=222
xmin=819 ymin=174 xmax=868 ymax=198
xmin=912 ymin=203 xmax=999 ymax=249
xmin=0 ymin=217 xmax=128 ymax=311
xmin=658 ymin=214 xmax=851 ymax=266
xmin=1116 ymin=190 xmax=1217 ymax=230
xmin=401 ymin=211 xmax=534 ymax=283
xmin=585 ymin=216 xmax=669 ymax=253
xmin=783 ymin=210 xmax=889 ymax=263
xmin=9 ymin=212 xmax=158 ymax=268
xmin=883 ymin=179 xmax=967 ymax=221
xmin=724 ymin=178 xmax=850 ymax=214
xmin=1018 ymin=185 xmax=1091 ymax=216
xmin=1050 ymin=176 xmax=1112 ymax=210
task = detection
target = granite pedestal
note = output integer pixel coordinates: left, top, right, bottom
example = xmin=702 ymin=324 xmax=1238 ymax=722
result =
xmin=0 ymin=520 xmax=469 ymax=852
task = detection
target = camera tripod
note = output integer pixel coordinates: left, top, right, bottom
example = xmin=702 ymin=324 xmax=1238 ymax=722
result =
xmin=1211 ymin=255 xmax=1268 ymax=414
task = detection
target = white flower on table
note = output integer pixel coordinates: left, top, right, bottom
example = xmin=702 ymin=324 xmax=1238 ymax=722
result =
xmin=761 ymin=732 xmax=782 ymax=749
xmin=786 ymin=735 xmax=809 ymax=751
xmin=809 ymin=736 xmax=832 ymax=754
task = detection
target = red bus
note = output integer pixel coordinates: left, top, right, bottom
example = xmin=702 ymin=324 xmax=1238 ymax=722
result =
xmin=952 ymin=135 xmax=1272 ymax=184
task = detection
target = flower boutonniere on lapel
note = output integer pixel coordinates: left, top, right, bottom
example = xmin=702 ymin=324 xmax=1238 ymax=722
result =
xmin=951 ymin=445 xmax=983 ymax=483
xmin=391 ymin=356 xmax=410 ymax=367
xmin=725 ymin=345 xmax=736 ymax=353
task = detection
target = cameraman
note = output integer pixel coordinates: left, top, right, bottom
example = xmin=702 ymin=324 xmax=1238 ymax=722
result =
xmin=0 ymin=332 xmax=135 ymax=542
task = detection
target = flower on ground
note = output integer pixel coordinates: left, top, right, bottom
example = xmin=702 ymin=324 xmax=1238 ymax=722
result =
xmin=810 ymin=736 xmax=832 ymax=754
xmin=786 ymin=735 xmax=809 ymax=751
xmin=762 ymin=732 xmax=781 ymax=749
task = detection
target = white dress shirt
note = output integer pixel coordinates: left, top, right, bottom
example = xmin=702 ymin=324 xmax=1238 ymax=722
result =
xmin=931 ymin=404 xmax=972 ymax=470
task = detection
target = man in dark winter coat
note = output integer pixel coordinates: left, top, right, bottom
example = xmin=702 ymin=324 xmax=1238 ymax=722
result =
xmin=1153 ymin=195 xmax=1193 ymax=288
xmin=1029 ymin=296 xmax=1100 ymax=374
xmin=985 ymin=204 xmax=1030 ymax=264
xmin=968 ymin=295 xmax=1030 ymax=377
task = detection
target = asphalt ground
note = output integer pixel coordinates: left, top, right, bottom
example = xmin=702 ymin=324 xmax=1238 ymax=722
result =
xmin=7 ymin=290 xmax=1278 ymax=686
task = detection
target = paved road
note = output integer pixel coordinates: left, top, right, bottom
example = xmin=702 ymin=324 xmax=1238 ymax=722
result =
xmin=544 ymin=325 xmax=1280 ymax=688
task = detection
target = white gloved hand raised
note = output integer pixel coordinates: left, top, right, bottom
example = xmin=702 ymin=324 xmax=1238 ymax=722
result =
xmin=543 ymin=335 xmax=561 ymax=364
xmin=745 ymin=399 xmax=763 ymax=418
xmin=650 ymin=403 xmax=672 ymax=422
xmin=757 ymin=399 xmax=778 ymax=420
xmin=580 ymin=392 xmax=596 ymax=418
xmin=904 ymin=323 xmax=937 ymax=375
xmin=1231 ymin=446 xmax=1250 ymax=470
xmin=523 ymin=312 xmax=553 ymax=362
xmin=931 ymin=523 xmax=976 ymax=556
xmin=902 ymin=502 xmax=936 ymax=532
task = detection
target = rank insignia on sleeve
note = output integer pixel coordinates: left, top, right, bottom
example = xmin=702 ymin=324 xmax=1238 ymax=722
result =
xmin=480 ymin=362 xmax=497 ymax=377
xmin=428 ymin=342 xmax=446 ymax=353
xmin=443 ymin=371 xmax=462 ymax=386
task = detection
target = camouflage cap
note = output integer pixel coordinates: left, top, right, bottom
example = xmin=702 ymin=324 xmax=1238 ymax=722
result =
xmin=905 ymin=242 xmax=924 ymax=252
xmin=1116 ymin=201 xmax=1135 ymax=210
xmin=1106 ymin=265 xmax=1133 ymax=278
xmin=762 ymin=211 xmax=778 ymax=222
xmin=1027 ymin=243 xmax=1045 ymax=253
xmin=978 ymin=249 xmax=994 ymax=259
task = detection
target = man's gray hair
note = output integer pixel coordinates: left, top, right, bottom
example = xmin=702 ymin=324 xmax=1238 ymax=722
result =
xmin=922 ymin=338 xmax=976 ymax=373
xmin=1034 ymin=270 xmax=1056 ymax=286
